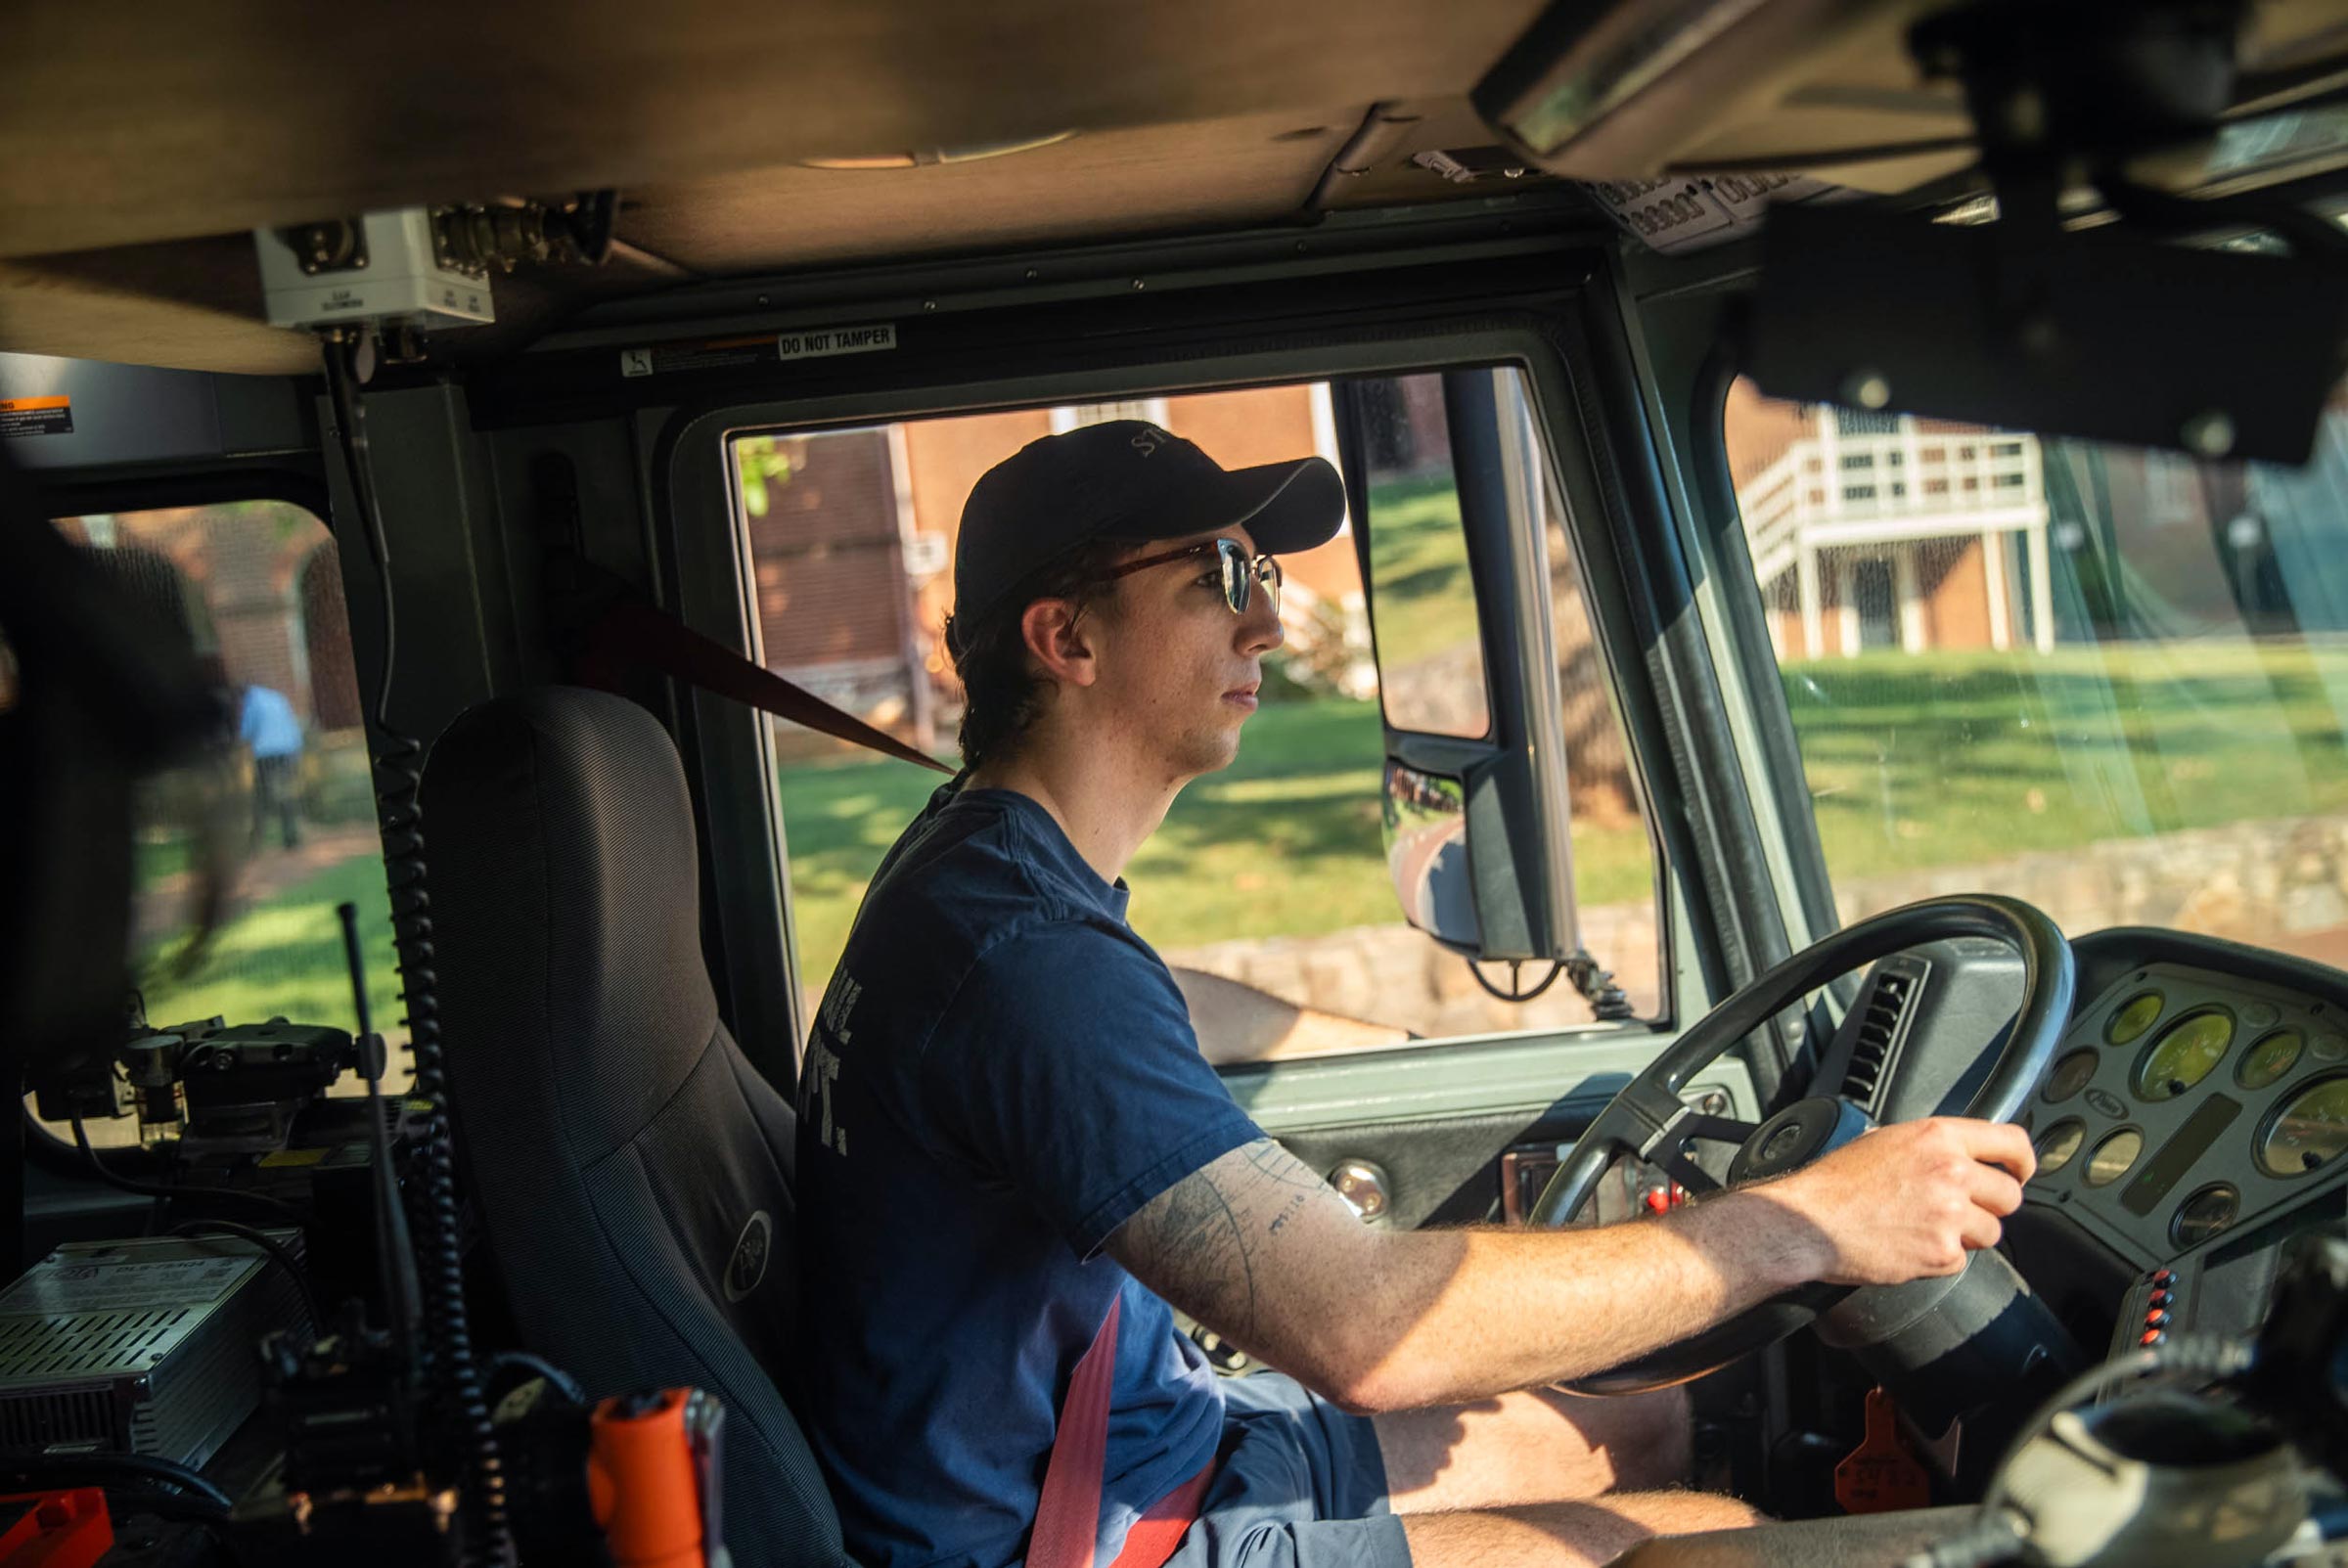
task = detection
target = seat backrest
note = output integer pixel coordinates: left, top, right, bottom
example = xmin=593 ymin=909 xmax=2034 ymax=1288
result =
xmin=422 ymin=687 xmax=848 ymax=1568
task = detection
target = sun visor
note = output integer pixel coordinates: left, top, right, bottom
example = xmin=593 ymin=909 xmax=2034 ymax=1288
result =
xmin=1745 ymin=200 xmax=2348 ymax=467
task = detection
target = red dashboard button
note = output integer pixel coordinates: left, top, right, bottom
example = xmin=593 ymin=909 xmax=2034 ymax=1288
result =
xmin=2140 ymin=1328 xmax=2167 ymax=1346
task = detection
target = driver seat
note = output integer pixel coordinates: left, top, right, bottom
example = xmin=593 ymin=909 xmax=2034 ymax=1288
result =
xmin=422 ymin=686 xmax=850 ymax=1568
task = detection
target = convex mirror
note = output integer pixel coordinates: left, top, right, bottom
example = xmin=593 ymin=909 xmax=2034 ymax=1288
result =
xmin=1340 ymin=366 xmax=1581 ymax=965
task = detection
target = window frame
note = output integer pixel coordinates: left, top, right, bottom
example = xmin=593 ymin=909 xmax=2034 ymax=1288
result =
xmin=641 ymin=288 xmax=1751 ymax=1123
xmin=27 ymin=479 xmax=403 ymax=1140
xmin=1603 ymin=252 xmax=1843 ymax=1101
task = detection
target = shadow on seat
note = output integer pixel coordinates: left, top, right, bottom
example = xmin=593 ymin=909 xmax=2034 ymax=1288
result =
xmin=423 ymin=686 xmax=850 ymax=1568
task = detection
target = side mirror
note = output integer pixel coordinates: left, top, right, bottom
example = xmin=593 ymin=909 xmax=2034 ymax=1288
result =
xmin=1339 ymin=367 xmax=1581 ymax=968
xmin=1381 ymin=761 xmax=1475 ymax=945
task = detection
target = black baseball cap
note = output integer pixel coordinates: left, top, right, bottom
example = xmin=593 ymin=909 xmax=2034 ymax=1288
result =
xmin=948 ymin=420 xmax=1345 ymax=655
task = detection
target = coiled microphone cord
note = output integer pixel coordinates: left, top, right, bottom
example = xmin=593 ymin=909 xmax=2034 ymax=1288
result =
xmin=326 ymin=329 xmax=513 ymax=1567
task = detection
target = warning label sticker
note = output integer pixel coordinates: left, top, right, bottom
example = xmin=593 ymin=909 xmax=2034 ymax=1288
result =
xmin=1 ymin=1254 xmax=256 ymax=1315
xmin=618 ymin=336 xmax=775 ymax=380
xmin=0 ymin=395 xmax=72 ymax=438
xmin=775 ymin=322 xmax=896 ymax=361
xmin=617 ymin=322 xmax=898 ymax=380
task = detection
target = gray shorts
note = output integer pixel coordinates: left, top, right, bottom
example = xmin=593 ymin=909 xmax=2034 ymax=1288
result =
xmin=1155 ymin=1371 xmax=1412 ymax=1568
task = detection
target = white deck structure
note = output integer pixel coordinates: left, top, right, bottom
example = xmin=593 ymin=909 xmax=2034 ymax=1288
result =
xmin=1738 ymin=416 xmax=2056 ymax=659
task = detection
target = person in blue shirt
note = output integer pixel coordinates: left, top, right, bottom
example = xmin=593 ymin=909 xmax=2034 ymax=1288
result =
xmin=792 ymin=422 xmax=2036 ymax=1568
xmin=237 ymin=682 xmax=304 ymax=849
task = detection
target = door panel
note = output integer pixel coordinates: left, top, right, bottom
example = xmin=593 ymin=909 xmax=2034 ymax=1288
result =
xmin=1270 ymin=1059 xmax=1759 ymax=1232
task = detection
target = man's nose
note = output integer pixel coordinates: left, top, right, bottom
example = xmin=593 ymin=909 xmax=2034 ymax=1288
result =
xmin=1239 ymin=583 xmax=1284 ymax=655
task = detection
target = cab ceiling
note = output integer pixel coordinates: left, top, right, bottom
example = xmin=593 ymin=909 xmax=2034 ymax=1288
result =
xmin=10 ymin=0 xmax=2348 ymax=380
xmin=0 ymin=0 xmax=1551 ymax=376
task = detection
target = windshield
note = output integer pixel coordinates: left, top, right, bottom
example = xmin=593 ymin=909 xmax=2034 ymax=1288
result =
xmin=1725 ymin=378 xmax=2348 ymax=964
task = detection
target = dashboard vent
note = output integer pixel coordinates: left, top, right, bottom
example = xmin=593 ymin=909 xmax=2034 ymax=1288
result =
xmin=1844 ymin=971 xmax=1916 ymax=1104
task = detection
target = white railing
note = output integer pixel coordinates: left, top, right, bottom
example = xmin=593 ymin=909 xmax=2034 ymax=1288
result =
xmin=1742 ymin=429 xmax=2045 ymax=588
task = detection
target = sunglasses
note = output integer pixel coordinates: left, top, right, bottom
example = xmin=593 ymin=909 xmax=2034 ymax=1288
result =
xmin=1095 ymin=537 xmax=1283 ymax=617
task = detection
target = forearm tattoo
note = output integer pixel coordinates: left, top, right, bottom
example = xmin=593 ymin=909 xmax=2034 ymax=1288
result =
xmin=1123 ymin=1140 xmax=1329 ymax=1339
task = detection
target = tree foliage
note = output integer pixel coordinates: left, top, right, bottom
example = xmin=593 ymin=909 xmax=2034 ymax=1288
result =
xmin=737 ymin=434 xmax=805 ymax=518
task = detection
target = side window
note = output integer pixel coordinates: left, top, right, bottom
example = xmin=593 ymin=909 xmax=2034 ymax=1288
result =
xmin=39 ymin=503 xmax=402 ymax=1143
xmin=735 ymin=376 xmax=1658 ymax=1063
xmin=1347 ymin=369 xmax=1660 ymax=1026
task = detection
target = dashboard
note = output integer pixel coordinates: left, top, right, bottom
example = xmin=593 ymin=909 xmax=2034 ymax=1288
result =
xmin=1822 ymin=927 xmax=2348 ymax=1368
xmin=2024 ymin=960 xmax=2347 ymax=1262
xmin=2012 ymin=944 xmax=2348 ymax=1363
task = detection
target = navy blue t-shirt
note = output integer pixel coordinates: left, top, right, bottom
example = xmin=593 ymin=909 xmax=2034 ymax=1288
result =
xmin=792 ymin=784 xmax=1263 ymax=1568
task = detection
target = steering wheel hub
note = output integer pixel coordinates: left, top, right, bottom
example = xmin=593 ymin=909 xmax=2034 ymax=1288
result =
xmin=1730 ymin=1097 xmax=1874 ymax=1185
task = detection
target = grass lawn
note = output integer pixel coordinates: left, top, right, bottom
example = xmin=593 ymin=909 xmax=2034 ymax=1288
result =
xmin=775 ymin=700 xmax=1398 ymax=999
xmin=137 ymin=855 xmax=405 ymax=1043
xmin=774 ymin=696 xmax=1662 ymax=1006
xmin=1785 ymin=640 xmax=2348 ymax=880
xmin=121 ymin=638 xmax=2348 ymax=1048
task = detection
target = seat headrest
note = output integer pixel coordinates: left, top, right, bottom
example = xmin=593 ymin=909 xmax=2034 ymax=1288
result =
xmin=423 ymin=687 xmax=721 ymax=1157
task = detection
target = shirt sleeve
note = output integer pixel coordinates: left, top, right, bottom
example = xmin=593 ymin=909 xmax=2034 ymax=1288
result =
xmin=919 ymin=921 xmax=1263 ymax=1258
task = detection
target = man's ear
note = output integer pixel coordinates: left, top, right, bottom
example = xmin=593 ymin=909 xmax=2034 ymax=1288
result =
xmin=1019 ymin=596 xmax=1099 ymax=688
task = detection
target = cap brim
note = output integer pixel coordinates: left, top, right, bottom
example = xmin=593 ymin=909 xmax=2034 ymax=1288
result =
xmin=1213 ymin=456 xmax=1346 ymax=554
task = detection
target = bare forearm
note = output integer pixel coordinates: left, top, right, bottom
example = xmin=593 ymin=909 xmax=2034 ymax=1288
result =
xmin=1328 ymin=1190 xmax=1828 ymax=1411
xmin=1113 ymin=1139 xmax=1832 ymax=1414
xmin=1117 ymin=1125 xmax=2031 ymax=1417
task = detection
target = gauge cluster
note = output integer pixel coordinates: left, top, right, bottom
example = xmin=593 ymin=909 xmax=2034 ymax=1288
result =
xmin=2024 ymin=962 xmax=2348 ymax=1264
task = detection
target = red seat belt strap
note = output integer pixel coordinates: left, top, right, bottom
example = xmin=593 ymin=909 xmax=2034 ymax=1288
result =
xmin=1027 ymin=1296 xmax=1122 ymax=1568
xmin=1106 ymin=1462 xmax=1214 ymax=1568
xmin=1029 ymin=1298 xmax=1215 ymax=1568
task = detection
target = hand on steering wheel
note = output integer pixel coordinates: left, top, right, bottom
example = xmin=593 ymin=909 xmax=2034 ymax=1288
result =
xmin=1528 ymin=894 xmax=2075 ymax=1394
xmin=1765 ymin=1115 xmax=2036 ymax=1285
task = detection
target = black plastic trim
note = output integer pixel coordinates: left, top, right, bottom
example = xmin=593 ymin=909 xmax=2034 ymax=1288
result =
xmin=468 ymin=225 xmax=1612 ymax=430
xmin=647 ymin=410 xmax=803 ymax=1091
xmin=2073 ymin=926 xmax=2348 ymax=1014
xmin=1557 ymin=269 xmax=1785 ymax=1009
xmin=521 ymin=190 xmax=1604 ymax=349
xmin=28 ymin=461 xmax=333 ymax=527
xmin=1687 ymin=337 xmax=1841 ymax=950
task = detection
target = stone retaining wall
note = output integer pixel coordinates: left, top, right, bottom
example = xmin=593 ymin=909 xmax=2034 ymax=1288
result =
xmin=1163 ymin=899 xmax=1660 ymax=1043
xmin=1164 ymin=811 xmax=2348 ymax=1047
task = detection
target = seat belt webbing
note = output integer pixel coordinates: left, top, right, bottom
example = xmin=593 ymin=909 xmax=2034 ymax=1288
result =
xmin=579 ymin=592 xmax=953 ymax=775
xmin=1028 ymin=1296 xmax=1122 ymax=1568
xmin=1029 ymin=1297 xmax=1214 ymax=1568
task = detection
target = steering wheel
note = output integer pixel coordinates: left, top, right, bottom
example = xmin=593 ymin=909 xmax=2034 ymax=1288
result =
xmin=1529 ymin=894 xmax=2075 ymax=1394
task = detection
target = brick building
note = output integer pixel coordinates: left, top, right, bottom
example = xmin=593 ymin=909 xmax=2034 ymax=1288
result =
xmin=1725 ymin=378 xmax=2059 ymax=660
xmin=56 ymin=503 xmax=364 ymax=730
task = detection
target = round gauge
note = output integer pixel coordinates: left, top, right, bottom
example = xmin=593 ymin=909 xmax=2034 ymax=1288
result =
xmin=2314 ymin=1033 xmax=2348 ymax=1064
xmin=2134 ymin=1009 xmax=2235 ymax=1101
xmin=2085 ymin=1128 xmax=2144 ymax=1187
xmin=2035 ymin=1119 xmax=2086 ymax=1176
xmin=2256 ymin=1076 xmax=2348 ymax=1179
xmin=2043 ymin=1050 xmax=2100 ymax=1104
xmin=2237 ymin=1030 xmax=2304 ymax=1092
xmin=2172 ymin=1185 xmax=2239 ymax=1248
xmin=2106 ymin=991 xmax=2164 ymax=1046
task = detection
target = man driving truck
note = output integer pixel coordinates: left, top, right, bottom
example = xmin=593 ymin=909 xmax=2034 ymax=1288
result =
xmin=791 ymin=422 xmax=2037 ymax=1568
